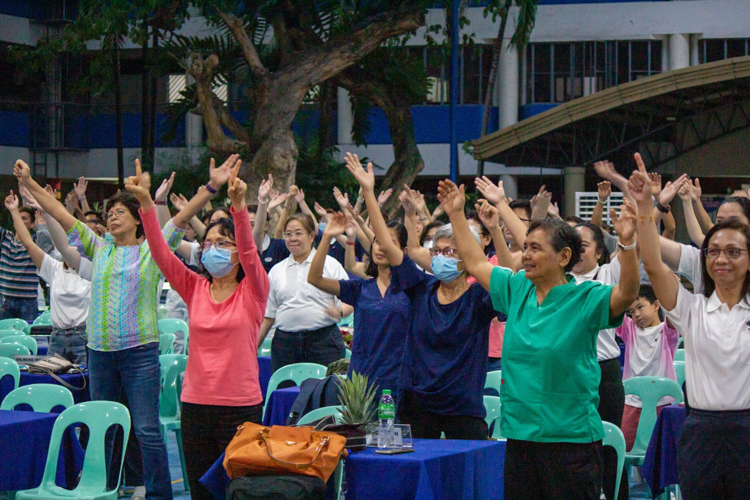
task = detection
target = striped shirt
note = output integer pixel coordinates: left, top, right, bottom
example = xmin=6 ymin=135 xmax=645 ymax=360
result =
xmin=0 ymin=228 xmax=39 ymax=299
xmin=67 ymin=220 xmax=183 ymax=352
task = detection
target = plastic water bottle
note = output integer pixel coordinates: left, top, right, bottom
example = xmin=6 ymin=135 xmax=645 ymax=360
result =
xmin=377 ymin=389 xmax=395 ymax=449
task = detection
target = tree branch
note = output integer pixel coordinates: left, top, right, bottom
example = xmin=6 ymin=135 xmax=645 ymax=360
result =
xmin=215 ymin=8 xmax=267 ymax=80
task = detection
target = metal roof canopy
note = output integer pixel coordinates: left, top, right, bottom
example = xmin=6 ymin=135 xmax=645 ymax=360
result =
xmin=471 ymin=56 xmax=750 ymax=172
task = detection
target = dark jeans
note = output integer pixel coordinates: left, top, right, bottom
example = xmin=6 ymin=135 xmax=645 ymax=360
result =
xmin=182 ymin=402 xmax=263 ymax=500
xmin=1 ymin=296 xmax=38 ymax=323
xmin=397 ymin=390 xmax=488 ymax=440
xmin=598 ymin=358 xmax=628 ymax=500
xmin=88 ymin=343 xmax=172 ymax=500
xmin=504 ymin=439 xmax=603 ymax=500
xmin=677 ymin=408 xmax=750 ymax=499
xmin=48 ymin=325 xmax=88 ymax=365
xmin=271 ymin=324 xmax=345 ymax=374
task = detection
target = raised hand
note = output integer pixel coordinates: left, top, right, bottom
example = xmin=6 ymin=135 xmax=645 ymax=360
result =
xmin=124 ymin=159 xmax=153 ymax=204
xmin=170 ymin=193 xmax=188 ymax=212
xmin=377 ymin=188 xmax=393 ymax=208
xmin=294 ymin=188 xmax=306 ymax=204
xmin=475 ymin=200 xmax=499 ymax=230
xmin=689 ymin=178 xmax=702 ymax=202
xmin=597 ymin=181 xmax=611 ymax=201
xmin=333 ymin=186 xmax=351 ymax=211
xmin=658 ymin=173 xmax=688 ymax=206
xmin=437 ymin=179 xmax=466 ymax=217
xmin=648 ymin=172 xmax=663 ymax=198
xmin=324 ymin=212 xmax=347 ymax=237
xmin=209 ymin=154 xmax=241 ymax=189
xmin=474 ymin=176 xmax=506 ymax=206
xmin=626 ymin=153 xmax=653 ymax=212
xmin=678 ymin=181 xmax=692 ymax=201
xmin=343 ymin=152 xmax=375 ymax=192
xmin=155 ymin=172 xmax=175 ymax=202
xmin=258 ymin=174 xmax=273 ymax=203
xmin=74 ymin=177 xmax=88 ymax=200
xmin=64 ymin=190 xmax=79 ymax=213
xmin=313 ymin=201 xmax=328 ymax=219
xmin=344 ymin=215 xmax=358 ymax=241
xmin=548 ymin=201 xmax=560 ymax=218
xmin=19 ymin=186 xmax=41 ymax=211
xmin=593 ymin=160 xmax=617 ymax=181
xmin=269 ymin=192 xmax=289 ymax=211
xmin=611 ymin=199 xmax=637 ymax=243
xmin=227 ymin=160 xmax=247 ymax=209
xmin=399 ymin=185 xmax=417 ymax=215
xmin=14 ymin=160 xmax=31 ymax=184
xmin=4 ymin=190 xmax=19 ymax=211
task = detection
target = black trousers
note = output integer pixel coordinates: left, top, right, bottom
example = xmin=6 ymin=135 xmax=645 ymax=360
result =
xmin=181 ymin=402 xmax=263 ymax=500
xmin=271 ymin=324 xmax=345 ymax=374
xmin=598 ymin=357 xmax=628 ymax=500
xmin=397 ymin=390 xmax=488 ymax=440
xmin=504 ymin=439 xmax=603 ymax=499
xmin=677 ymin=408 xmax=750 ymax=499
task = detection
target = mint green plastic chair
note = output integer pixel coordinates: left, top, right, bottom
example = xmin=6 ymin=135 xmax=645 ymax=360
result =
xmin=337 ymin=313 xmax=353 ymax=328
xmin=159 ymin=333 xmax=175 ymax=355
xmin=0 ymin=357 xmax=20 ymax=396
xmin=674 ymin=349 xmax=685 ymax=362
xmin=602 ymin=422 xmax=626 ymax=500
xmin=258 ymin=336 xmax=272 ymax=357
xmin=0 ymin=343 xmax=31 ymax=358
xmin=1 ymin=335 xmax=38 ymax=355
xmin=673 ymin=361 xmax=686 ymax=395
xmin=0 ymin=318 xmax=30 ymax=335
xmin=1 ymin=384 xmax=75 ymax=412
xmin=0 ymin=329 xmax=24 ymax=340
xmin=159 ymin=354 xmax=189 ymax=492
xmin=297 ymin=405 xmax=343 ymax=425
xmin=345 ymin=349 xmax=351 ymax=359
xmin=16 ymin=401 xmax=131 ymax=500
xmin=158 ymin=305 xmax=169 ymax=320
xmin=263 ymin=363 xmax=327 ymax=420
xmin=158 ymin=319 xmax=189 ymax=355
xmin=624 ymin=376 xmax=684 ymax=466
xmin=485 ymin=370 xmax=502 ymax=396
xmin=483 ymin=395 xmax=504 ymax=439
xmin=33 ymin=311 xmax=52 ymax=326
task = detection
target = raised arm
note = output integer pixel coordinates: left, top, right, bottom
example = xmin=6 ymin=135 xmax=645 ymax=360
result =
xmin=628 ymin=153 xmax=679 ymax=311
xmin=530 ymin=185 xmax=551 ymax=221
xmin=154 ymin=172 xmax=175 ymax=229
xmin=607 ymin=199 xmax=640 ymax=317
xmin=253 ymin=174 xmax=275 ymax=248
xmin=343 ymin=216 xmax=368 ymax=278
xmin=689 ymin=179 xmax=714 ymax=233
xmin=173 ymin=155 xmax=241 ymax=230
xmin=475 ymin=176 xmax=527 ymax=248
xmin=591 ymin=181 xmax=611 ymax=227
xmin=294 ymin=189 xmax=318 ymax=233
xmin=440 ymin=180 xmax=494 ymax=291
xmin=73 ymin=177 xmax=92 ymax=215
xmin=5 ymin=191 xmax=44 ymax=270
xmin=476 ymin=200 xmax=515 ymax=271
xmin=679 ymin=181 xmax=705 ymax=246
xmin=661 ymin=208 xmax=676 ymax=240
xmin=400 ymin=187 xmax=432 ymax=270
xmin=14 ymin=160 xmax=78 ymax=232
xmin=170 ymin=193 xmax=205 ymax=237
xmin=343 ymin=153 xmax=403 ymax=266
xmin=273 ymin=187 xmax=297 ymax=240
xmin=308 ymin=213 xmax=346 ymax=296
xmin=594 ymin=159 xmax=635 ymax=204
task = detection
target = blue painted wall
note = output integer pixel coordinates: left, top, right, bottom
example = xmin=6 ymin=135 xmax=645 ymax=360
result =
xmin=87 ymin=113 xmax=186 ymax=148
xmin=0 ymin=111 xmax=30 ymax=147
xmin=520 ymin=103 xmax=560 ymax=120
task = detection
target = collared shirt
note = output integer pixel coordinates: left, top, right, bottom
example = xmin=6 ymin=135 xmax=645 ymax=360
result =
xmin=665 ymin=286 xmax=750 ymax=411
xmin=0 ymin=228 xmax=39 ymax=299
xmin=38 ymin=255 xmax=91 ymax=329
xmin=677 ymin=244 xmax=703 ymax=293
xmin=265 ymin=248 xmax=348 ymax=332
xmin=572 ymin=255 xmax=622 ymax=361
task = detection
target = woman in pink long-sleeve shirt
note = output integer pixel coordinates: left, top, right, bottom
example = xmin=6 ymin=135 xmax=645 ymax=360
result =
xmin=126 ymin=156 xmax=269 ymax=499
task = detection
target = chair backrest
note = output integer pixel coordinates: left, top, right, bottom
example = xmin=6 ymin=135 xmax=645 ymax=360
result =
xmin=0 ymin=343 xmax=31 ymax=358
xmin=0 ymin=318 xmax=30 ymax=335
xmin=0 ymin=329 xmax=24 ymax=340
xmin=0 ymin=357 xmax=20 ymax=395
xmin=257 ymin=336 xmax=272 ymax=357
xmin=674 ymin=349 xmax=685 ymax=362
xmin=1 ymin=335 xmax=38 ymax=355
xmin=159 ymin=333 xmax=176 ymax=355
xmin=337 ymin=314 xmax=353 ymax=328
xmin=483 ymin=395 xmax=503 ymax=439
xmin=159 ymin=319 xmax=189 ymax=355
xmin=33 ymin=311 xmax=52 ymax=326
xmin=345 ymin=349 xmax=351 ymax=359
xmin=159 ymin=354 xmax=188 ymax=418
xmin=1 ymin=383 xmax=75 ymax=412
xmin=265 ymin=363 xmax=327 ymax=406
xmin=602 ymin=422 xmax=626 ymax=500
xmin=38 ymin=401 xmax=131 ymax=496
xmin=297 ymin=405 xmax=343 ymax=425
xmin=158 ymin=305 xmax=169 ymax=320
xmin=484 ymin=370 xmax=502 ymax=396
xmin=623 ymin=376 xmax=683 ymax=455
xmin=673 ymin=361 xmax=686 ymax=395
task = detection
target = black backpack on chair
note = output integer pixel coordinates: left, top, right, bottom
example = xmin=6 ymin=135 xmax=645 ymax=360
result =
xmin=226 ymin=475 xmax=326 ymax=500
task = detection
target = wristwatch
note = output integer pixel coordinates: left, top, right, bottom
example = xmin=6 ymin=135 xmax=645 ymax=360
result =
xmin=655 ymin=202 xmax=670 ymax=214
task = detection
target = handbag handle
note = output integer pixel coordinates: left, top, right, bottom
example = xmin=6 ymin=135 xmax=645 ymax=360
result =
xmin=259 ymin=428 xmax=329 ymax=470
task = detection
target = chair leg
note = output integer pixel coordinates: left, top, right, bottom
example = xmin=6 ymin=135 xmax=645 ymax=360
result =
xmin=174 ymin=429 xmax=190 ymax=492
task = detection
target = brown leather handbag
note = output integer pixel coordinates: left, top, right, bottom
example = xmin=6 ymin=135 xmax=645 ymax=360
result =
xmin=223 ymin=423 xmax=348 ymax=483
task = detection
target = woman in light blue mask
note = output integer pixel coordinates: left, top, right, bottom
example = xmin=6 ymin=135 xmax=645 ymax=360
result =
xmin=344 ymin=153 xmax=497 ymax=440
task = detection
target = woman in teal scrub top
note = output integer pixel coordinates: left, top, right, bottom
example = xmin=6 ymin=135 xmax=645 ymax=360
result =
xmin=438 ymin=179 xmax=640 ymax=500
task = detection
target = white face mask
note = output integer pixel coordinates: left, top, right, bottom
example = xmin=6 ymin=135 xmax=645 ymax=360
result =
xmin=423 ymin=240 xmax=434 ymax=250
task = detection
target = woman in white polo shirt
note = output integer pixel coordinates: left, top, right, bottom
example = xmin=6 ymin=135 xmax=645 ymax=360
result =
xmin=258 ymin=213 xmax=352 ymax=373
xmin=630 ymin=155 xmax=750 ymax=500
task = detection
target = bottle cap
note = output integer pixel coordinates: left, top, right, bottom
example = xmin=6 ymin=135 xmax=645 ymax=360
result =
xmin=383 ymin=389 xmax=391 ymax=395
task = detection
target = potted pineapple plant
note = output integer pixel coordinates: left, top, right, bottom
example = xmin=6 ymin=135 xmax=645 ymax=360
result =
xmin=327 ymin=372 xmax=378 ymax=451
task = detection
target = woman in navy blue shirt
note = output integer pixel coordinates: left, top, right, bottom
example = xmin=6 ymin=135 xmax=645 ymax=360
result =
xmin=343 ymin=153 xmax=495 ymax=440
xmin=308 ymin=212 xmax=410 ymax=401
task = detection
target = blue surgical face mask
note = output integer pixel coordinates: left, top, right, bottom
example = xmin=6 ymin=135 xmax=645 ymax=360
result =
xmin=201 ymin=246 xmax=238 ymax=278
xmin=431 ymin=254 xmax=463 ymax=283
xmin=104 ymin=232 xmax=114 ymax=243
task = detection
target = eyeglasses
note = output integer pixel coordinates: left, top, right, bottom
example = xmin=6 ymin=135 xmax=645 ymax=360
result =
xmin=106 ymin=209 xmax=128 ymax=221
xmin=429 ymin=246 xmax=459 ymax=258
xmin=283 ymin=231 xmax=308 ymax=241
xmin=200 ymin=240 xmax=236 ymax=252
xmin=703 ymin=247 xmax=748 ymax=260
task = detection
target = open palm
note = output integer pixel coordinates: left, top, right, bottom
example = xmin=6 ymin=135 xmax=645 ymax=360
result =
xmin=437 ymin=180 xmax=466 ymax=216
xmin=343 ymin=153 xmax=375 ymax=192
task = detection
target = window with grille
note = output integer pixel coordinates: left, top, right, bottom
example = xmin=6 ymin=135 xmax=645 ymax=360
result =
xmin=576 ymin=192 xmax=625 ymax=226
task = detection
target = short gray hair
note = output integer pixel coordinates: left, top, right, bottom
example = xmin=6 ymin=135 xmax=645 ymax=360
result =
xmin=433 ymin=223 xmax=481 ymax=246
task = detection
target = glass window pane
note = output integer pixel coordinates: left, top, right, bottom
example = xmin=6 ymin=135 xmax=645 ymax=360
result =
xmin=704 ymin=39 xmax=725 ymax=62
xmin=727 ymin=39 xmax=746 ymax=58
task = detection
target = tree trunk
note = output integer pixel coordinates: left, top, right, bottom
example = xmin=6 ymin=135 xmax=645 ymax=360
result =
xmin=476 ymin=0 xmax=512 ymax=177
xmin=148 ymin=30 xmax=159 ymax=168
xmin=141 ymin=21 xmax=149 ymax=163
xmin=114 ymin=43 xmax=124 ymax=189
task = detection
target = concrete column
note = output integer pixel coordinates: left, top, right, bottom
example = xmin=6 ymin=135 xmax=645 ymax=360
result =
xmin=500 ymin=174 xmax=518 ymax=201
xmin=186 ymin=73 xmax=203 ymax=164
xmin=690 ymin=35 xmax=700 ymax=66
xmin=669 ymin=34 xmax=690 ymax=71
xmin=564 ymin=166 xmax=586 ymax=218
xmin=498 ymin=39 xmax=519 ymax=130
xmin=661 ymin=37 xmax=670 ymax=73
xmin=337 ymin=87 xmax=354 ymax=145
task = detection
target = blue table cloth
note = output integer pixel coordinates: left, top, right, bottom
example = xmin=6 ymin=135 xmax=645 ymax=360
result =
xmin=262 ymin=386 xmax=301 ymax=426
xmin=201 ymin=438 xmax=505 ymax=500
xmin=20 ymin=371 xmax=90 ymax=404
xmin=0 ymin=410 xmax=84 ymax=491
xmin=642 ymin=405 xmax=686 ymax=497
xmin=258 ymin=356 xmax=271 ymax=400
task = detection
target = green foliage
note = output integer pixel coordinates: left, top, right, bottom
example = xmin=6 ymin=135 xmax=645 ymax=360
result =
xmin=336 ymin=372 xmax=378 ymax=425
xmin=294 ymin=133 xmax=362 ymax=209
xmin=483 ymin=0 xmax=538 ymax=47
